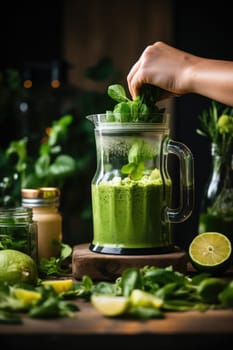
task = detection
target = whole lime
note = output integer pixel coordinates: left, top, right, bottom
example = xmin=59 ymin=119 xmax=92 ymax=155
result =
xmin=199 ymin=277 xmax=227 ymax=304
xmin=0 ymin=249 xmax=38 ymax=286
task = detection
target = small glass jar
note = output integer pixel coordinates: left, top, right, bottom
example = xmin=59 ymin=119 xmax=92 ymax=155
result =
xmin=0 ymin=207 xmax=38 ymax=262
xmin=21 ymin=187 xmax=62 ymax=259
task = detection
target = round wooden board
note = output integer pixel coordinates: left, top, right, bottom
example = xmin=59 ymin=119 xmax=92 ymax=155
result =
xmin=72 ymin=243 xmax=188 ymax=281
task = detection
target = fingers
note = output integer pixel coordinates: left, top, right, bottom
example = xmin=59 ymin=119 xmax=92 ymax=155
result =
xmin=127 ymin=60 xmax=141 ymax=99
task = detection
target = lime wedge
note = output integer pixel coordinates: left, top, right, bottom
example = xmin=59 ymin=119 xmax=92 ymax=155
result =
xmin=91 ymin=295 xmax=129 ymax=317
xmin=130 ymin=289 xmax=163 ymax=308
xmin=14 ymin=288 xmax=42 ymax=307
xmin=42 ymin=279 xmax=74 ymax=293
xmin=189 ymin=232 xmax=232 ymax=274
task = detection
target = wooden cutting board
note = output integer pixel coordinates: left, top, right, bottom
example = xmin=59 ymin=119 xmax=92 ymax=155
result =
xmin=72 ymin=243 xmax=187 ymax=281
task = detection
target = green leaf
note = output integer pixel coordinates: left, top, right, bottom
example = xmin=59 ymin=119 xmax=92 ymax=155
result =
xmin=130 ymin=162 xmax=145 ymax=180
xmin=21 ymin=173 xmax=41 ymax=188
xmin=60 ymin=242 xmax=73 ymax=261
xmin=140 ymin=84 xmax=163 ymax=111
xmin=128 ymin=140 xmax=154 ymax=164
xmin=106 ymin=83 xmax=164 ymax=123
xmin=49 ymin=155 xmax=76 ymax=177
xmin=35 ymin=154 xmax=50 ymax=178
xmin=120 ymin=268 xmax=142 ymax=297
xmin=6 ymin=137 xmax=28 ymax=173
xmin=113 ymin=102 xmax=131 ymax=121
xmin=121 ymin=162 xmax=136 ymax=175
xmin=107 ymin=84 xmax=129 ymax=103
xmin=162 ymin=299 xmax=204 ymax=311
xmin=29 ymin=294 xmax=78 ymax=318
xmin=218 ymin=281 xmax=233 ymax=307
xmin=91 ymin=282 xmax=118 ymax=296
xmin=47 ymin=114 xmax=73 ymax=147
xmin=50 ymin=145 xmax=62 ymax=155
xmin=127 ymin=306 xmax=164 ymax=319
xmin=39 ymin=143 xmax=51 ymax=156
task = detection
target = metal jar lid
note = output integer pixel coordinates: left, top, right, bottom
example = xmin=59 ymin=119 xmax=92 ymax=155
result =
xmin=0 ymin=206 xmax=33 ymax=222
xmin=21 ymin=187 xmax=60 ymax=207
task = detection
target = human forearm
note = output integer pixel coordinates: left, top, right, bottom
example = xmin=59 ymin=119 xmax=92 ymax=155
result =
xmin=188 ymin=58 xmax=233 ymax=107
xmin=127 ymin=41 xmax=233 ymax=107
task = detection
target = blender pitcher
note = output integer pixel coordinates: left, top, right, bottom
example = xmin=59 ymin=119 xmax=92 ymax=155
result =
xmin=87 ymin=113 xmax=194 ymax=255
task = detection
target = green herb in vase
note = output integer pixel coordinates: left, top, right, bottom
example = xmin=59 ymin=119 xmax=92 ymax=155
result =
xmin=197 ymin=101 xmax=233 ymax=245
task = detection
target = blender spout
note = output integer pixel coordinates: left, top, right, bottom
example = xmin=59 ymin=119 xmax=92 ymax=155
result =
xmin=86 ymin=114 xmax=107 ymax=127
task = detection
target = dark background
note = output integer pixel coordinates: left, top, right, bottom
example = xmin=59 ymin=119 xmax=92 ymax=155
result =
xmin=173 ymin=1 xmax=233 ymax=247
xmin=0 ymin=0 xmax=232 ymax=250
xmin=0 ymin=1 xmax=62 ymax=68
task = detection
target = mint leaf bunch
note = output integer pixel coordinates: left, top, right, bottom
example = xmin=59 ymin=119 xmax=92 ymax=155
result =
xmin=105 ymin=84 xmax=165 ymax=122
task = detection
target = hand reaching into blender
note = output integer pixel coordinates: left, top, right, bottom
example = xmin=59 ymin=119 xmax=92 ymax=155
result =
xmin=127 ymin=41 xmax=233 ymax=107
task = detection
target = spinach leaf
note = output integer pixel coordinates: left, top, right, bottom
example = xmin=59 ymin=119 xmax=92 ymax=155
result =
xmin=127 ymin=305 xmax=164 ymax=319
xmin=119 ymin=268 xmax=142 ymax=297
xmin=107 ymin=84 xmax=130 ymax=103
xmin=106 ymin=83 xmax=165 ymax=122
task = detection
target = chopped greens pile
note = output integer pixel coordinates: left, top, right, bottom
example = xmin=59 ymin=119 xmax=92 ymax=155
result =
xmin=1 ymin=265 xmax=233 ymax=323
xmin=38 ymin=242 xmax=73 ymax=278
xmin=0 ymin=282 xmax=79 ymax=323
xmin=84 ymin=265 xmax=233 ymax=318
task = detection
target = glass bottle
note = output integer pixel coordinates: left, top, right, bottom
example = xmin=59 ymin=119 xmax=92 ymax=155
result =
xmin=21 ymin=187 xmax=62 ymax=259
xmin=0 ymin=207 xmax=38 ymax=262
xmin=198 ymin=143 xmax=233 ymax=245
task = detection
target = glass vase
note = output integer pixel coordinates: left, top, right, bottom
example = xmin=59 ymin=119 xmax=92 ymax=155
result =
xmin=198 ymin=143 xmax=233 ymax=245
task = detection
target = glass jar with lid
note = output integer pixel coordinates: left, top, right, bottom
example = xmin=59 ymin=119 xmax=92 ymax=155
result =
xmin=21 ymin=187 xmax=62 ymax=259
xmin=0 ymin=206 xmax=38 ymax=262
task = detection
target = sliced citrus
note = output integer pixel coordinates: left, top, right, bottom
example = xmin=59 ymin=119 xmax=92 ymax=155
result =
xmin=189 ymin=232 xmax=232 ymax=274
xmin=130 ymin=289 xmax=163 ymax=308
xmin=14 ymin=288 xmax=42 ymax=306
xmin=42 ymin=279 xmax=74 ymax=293
xmin=91 ymin=295 xmax=129 ymax=317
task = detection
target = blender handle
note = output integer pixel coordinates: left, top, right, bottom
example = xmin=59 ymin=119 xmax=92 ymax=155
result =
xmin=164 ymin=139 xmax=195 ymax=223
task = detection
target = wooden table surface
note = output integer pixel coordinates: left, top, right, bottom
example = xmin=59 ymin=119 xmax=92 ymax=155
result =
xmin=1 ymin=251 xmax=233 ymax=350
xmin=1 ymin=298 xmax=233 ymax=349
xmin=1 ymin=284 xmax=233 ymax=349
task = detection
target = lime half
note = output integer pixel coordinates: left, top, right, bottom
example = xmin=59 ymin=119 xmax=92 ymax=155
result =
xmin=189 ymin=232 xmax=232 ymax=274
xmin=91 ymin=295 xmax=129 ymax=317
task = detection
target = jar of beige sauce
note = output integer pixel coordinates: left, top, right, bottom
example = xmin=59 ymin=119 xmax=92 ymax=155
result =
xmin=21 ymin=187 xmax=62 ymax=259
